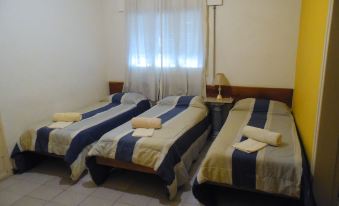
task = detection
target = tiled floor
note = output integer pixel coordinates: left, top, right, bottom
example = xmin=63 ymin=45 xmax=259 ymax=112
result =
xmin=0 ymin=160 xmax=203 ymax=206
xmin=0 ymin=140 xmax=210 ymax=206
xmin=0 ymin=140 xmax=300 ymax=206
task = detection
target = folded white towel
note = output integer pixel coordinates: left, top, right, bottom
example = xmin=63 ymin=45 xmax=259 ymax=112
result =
xmin=232 ymin=139 xmax=267 ymax=153
xmin=52 ymin=113 xmax=82 ymax=122
xmin=48 ymin=121 xmax=73 ymax=129
xmin=242 ymin=126 xmax=282 ymax=146
xmin=132 ymin=128 xmax=155 ymax=137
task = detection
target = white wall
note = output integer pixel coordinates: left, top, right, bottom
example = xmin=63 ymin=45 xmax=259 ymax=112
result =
xmin=0 ymin=0 xmax=302 ymax=156
xmin=104 ymin=0 xmax=301 ymax=88
xmin=103 ymin=0 xmax=127 ymax=82
xmin=0 ymin=0 xmax=108 ymax=154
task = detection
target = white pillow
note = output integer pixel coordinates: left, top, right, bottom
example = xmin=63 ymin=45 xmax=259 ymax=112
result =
xmin=232 ymin=98 xmax=290 ymax=115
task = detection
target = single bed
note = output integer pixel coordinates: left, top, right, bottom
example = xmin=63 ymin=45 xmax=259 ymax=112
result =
xmin=11 ymin=92 xmax=151 ymax=180
xmin=86 ymin=96 xmax=211 ymax=199
xmin=193 ymin=98 xmax=314 ymax=206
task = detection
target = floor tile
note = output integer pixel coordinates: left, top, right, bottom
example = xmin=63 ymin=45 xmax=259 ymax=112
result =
xmin=43 ymin=176 xmax=74 ymax=190
xmin=6 ymin=180 xmax=41 ymax=195
xmin=13 ymin=172 xmax=55 ymax=184
xmin=52 ymin=190 xmax=88 ymax=206
xmin=44 ymin=201 xmax=68 ymax=206
xmin=79 ymin=196 xmax=115 ymax=206
xmin=78 ymin=174 xmax=92 ymax=183
xmin=66 ymin=180 xmax=97 ymax=195
xmin=117 ymin=192 xmax=152 ymax=206
xmin=28 ymin=185 xmax=64 ymax=201
xmin=113 ymin=202 xmax=132 ymax=206
xmin=180 ymin=190 xmax=200 ymax=205
xmin=179 ymin=204 xmax=198 ymax=206
xmin=148 ymin=198 xmax=181 ymax=206
xmin=11 ymin=196 xmax=46 ymax=206
xmin=91 ymin=187 xmax=122 ymax=202
xmin=0 ymin=177 xmax=21 ymax=191
xmin=0 ymin=190 xmax=23 ymax=206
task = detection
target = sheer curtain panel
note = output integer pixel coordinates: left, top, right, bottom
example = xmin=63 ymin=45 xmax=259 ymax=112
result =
xmin=124 ymin=0 xmax=206 ymax=101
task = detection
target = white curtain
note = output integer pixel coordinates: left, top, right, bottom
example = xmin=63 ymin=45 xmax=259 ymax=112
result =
xmin=124 ymin=0 xmax=206 ymax=101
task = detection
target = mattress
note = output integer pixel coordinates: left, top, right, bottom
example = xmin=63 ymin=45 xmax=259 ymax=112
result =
xmin=196 ymin=98 xmax=303 ymax=198
xmin=11 ymin=92 xmax=151 ymax=180
xmin=86 ymin=96 xmax=210 ymax=199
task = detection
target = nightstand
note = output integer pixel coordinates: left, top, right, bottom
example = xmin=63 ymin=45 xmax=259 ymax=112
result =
xmin=204 ymin=97 xmax=234 ymax=138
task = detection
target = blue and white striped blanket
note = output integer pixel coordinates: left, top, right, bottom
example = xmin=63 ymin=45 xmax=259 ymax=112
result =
xmin=87 ymin=96 xmax=210 ymax=199
xmin=196 ymin=98 xmax=303 ymax=198
xmin=11 ymin=93 xmax=151 ymax=180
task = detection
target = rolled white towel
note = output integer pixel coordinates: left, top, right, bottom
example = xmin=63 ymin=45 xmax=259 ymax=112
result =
xmin=242 ymin=126 xmax=282 ymax=146
xmin=131 ymin=117 xmax=162 ymax=129
xmin=52 ymin=113 xmax=82 ymax=122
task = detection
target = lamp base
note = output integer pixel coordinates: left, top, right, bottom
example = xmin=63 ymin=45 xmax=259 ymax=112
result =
xmin=216 ymin=94 xmax=223 ymax=100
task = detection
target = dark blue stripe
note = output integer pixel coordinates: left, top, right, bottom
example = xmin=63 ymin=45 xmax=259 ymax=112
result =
xmin=176 ymin=96 xmax=195 ymax=107
xmin=33 ymin=95 xmax=126 ymax=155
xmin=115 ymin=96 xmax=195 ymax=163
xmin=35 ymin=127 xmax=54 ymax=154
xmin=114 ymin=134 xmax=141 ymax=162
xmin=111 ymin=93 xmax=125 ymax=104
xmin=252 ymin=99 xmax=270 ymax=113
xmin=232 ymin=99 xmax=270 ymax=189
xmin=82 ymin=93 xmax=125 ymax=119
xmin=157 ymin=116 xmax=210 ymax=185
xmin=82 ymin=103 xmax=119 ymax=119
xmin=65 ymin=100 xmax=151 ymax=164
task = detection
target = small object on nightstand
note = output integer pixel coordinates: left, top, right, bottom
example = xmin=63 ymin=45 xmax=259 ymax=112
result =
xmin=214 ymin=73 xmax=229 ymax=100
xmin=204 ymin=97 xmax=234 ymax=138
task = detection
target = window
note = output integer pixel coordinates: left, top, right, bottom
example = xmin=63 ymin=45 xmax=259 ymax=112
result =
xmin=128 ymin=9 xmax=203 ymax=69
xmin=125 ymin=0 xmax=205 ymax=101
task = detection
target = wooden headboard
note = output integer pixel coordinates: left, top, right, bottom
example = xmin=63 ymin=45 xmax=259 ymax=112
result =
xmin=206 ymin=85 xmax=293 ymax=107
xmin=109 ymin=81 xmax=124 ymax=94
xmin=109 ymin=81 xmax=293 ymax=107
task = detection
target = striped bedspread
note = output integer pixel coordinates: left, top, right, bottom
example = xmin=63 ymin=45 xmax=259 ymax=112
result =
xmin=11 ymin=93 xmax=150 ymax=180
xmin=87 ymin=96 xmax=210 ymax=199
xmin=196 ymin=98 xmax=302 ymax=198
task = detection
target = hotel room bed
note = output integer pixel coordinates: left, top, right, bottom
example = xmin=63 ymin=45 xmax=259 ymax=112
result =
xmin=86 ymin=96 xmax=211 ymax=199
xmin=192 ymin=98 xmax=314 ymax=206
xmin=11 ymin=92 xmax=151 ymax=180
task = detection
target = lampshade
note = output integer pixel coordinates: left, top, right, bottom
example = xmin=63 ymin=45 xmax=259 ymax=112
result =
xmin=214 ymin=73 xmax=229 ymax=86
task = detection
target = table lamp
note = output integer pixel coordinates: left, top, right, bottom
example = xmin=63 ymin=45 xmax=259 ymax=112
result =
xmin=214 ymin=73 xmax=229 ymax=100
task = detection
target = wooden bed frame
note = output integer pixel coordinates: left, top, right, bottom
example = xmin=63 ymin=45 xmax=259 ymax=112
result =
xmin=96 ymin=157 xmax=156 ymax=174
xmin=109 ymin=81 xmax=294 ymax=106
xmin=99 ymin=82 xmax=294 ymax=174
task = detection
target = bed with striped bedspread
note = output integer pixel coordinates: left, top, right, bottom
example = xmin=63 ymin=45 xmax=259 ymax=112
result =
xmin=86 ymin=96 xmax=210 ymax=199
xmin=192 ymin=98 xmax=315 ymax=206
xmin=11 ymin=92 xmax=150 ymax=180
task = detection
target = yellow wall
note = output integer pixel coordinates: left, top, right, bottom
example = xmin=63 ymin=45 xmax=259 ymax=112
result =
xmin=293 ymin=0 xmax=330 ymax=162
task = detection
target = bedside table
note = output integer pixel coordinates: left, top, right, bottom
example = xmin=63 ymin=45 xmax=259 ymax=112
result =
xmin=204 ymin=97 xmax=234 ymax=138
